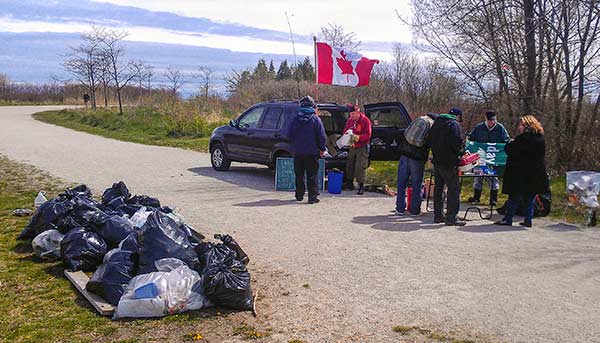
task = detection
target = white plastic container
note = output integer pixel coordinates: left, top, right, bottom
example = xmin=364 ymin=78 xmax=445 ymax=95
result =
xmin=34 ymin=191 xmax=48 ymax=209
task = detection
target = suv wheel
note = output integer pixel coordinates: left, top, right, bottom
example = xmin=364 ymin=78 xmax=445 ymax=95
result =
xmin=211 ymin=144 xmax=231 ymax=171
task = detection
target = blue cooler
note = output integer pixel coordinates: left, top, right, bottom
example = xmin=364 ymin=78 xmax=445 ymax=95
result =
xmin=328 ymin=170 xmax=344 ymax=194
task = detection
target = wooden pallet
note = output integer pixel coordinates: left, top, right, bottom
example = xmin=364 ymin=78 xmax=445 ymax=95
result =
xmin=64 ymin=270 xmax=115 ymax=316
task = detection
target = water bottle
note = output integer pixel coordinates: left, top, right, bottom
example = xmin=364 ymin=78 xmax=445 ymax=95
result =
xmin=34 ymin=191 xmax=48 ymax=209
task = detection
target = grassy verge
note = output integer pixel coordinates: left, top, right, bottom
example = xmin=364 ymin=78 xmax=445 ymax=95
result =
xmin=0 ymin=101 xmax=73 ymax=106
xmin=0 ymin=155 xmax=269 ymax=343
xmin=33 ymin=107 xmax=228 ymax=152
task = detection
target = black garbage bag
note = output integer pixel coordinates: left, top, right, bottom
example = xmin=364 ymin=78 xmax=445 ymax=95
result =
xmin=137 ymin=211 xmax=200 ymax=274
xmin=92 ymin=215 xmax=135 ymax=248
xmin=86 ymin=234 xmax=138 ymax=305
xmin=102 ymin=181 xmax=131 ymax=205
xmin=181 ymin=223 xmax=205 ymax=247
xmin=215 ymin=234 xmax=249 ymax=265
xmin=63 ymin=184 xmax=93 ymax=199
xmin=201 ymin=243 xmax=253 ymax=310
xmin=60 ymin=227 xmax=108 ymax=271
xmin=58 ymin=196 xmax=103 ymax=231
xmin=18 ymin=195 xmax=73 ymax=240
xmin=128 ymin=195 xmax=161 ymax=208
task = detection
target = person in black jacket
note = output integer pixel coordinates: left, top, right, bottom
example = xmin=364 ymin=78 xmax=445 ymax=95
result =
xmin=289 ymin=95 xmax=327 ymax=204
xmin=495 ymin=115 xmax=549 ymax=227
xmin=395 ymin=113 xmax=438 ymax=216
xmin=428 ymin=108 xmax=466 ymax=226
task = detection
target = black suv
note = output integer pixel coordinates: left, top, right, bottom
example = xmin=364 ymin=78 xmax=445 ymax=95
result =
xmin=209 ymin=100 xmax=412 ymax=171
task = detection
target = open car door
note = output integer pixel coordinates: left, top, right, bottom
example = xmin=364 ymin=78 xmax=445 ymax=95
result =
xmin=364 ymin=102 xmax=411 ymax=161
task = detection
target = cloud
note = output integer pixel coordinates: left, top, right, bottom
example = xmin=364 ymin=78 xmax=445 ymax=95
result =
xmin=0 ymin=16 xmax=393 ymax=60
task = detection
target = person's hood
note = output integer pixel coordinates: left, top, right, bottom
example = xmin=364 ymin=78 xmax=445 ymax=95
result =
xmin=297 ymin=107 xmax=316 ymax=123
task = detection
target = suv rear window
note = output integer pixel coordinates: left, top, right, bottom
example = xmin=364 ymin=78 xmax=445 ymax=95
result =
xmin=261 ymin=107 xmax=284 ymax=130
xmin=368 ymin=108 xmax=409 ymax=128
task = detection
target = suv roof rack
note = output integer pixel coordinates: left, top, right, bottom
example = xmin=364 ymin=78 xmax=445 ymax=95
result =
xmin=268 ymin=99 xmax=298 ymax=103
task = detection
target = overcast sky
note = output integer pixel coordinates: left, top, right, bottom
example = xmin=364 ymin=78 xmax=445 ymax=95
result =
xmin=0 ymin=0 xmax=414 ymax=90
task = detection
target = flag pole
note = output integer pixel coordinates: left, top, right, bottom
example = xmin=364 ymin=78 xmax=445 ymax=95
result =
xmin=313 ymin=36 xmax=319 ymax=102
xmin=285 ymin=11 xmax=301 ymax=99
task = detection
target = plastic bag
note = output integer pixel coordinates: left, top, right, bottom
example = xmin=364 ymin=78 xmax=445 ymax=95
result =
xmin=336 ymin=129 xmax=353 ymax=149
xmin=137 ymin=211 xmax=200 ymax=274
xmin=63 ymin=184 xmax=93 ymax=199
xmin=92 ymin=215 xmax=135 ymax=248
xmin=201 ymin=242 xmax=253 ymax=310
xmin=32 ymin=229 xmax=64 ymax=260
xmin=113 ymin=258 xmax=207 ymax=319
xmin=566 ymin=171 xmax=600 ymax=208
xmin=87 ymin=234 xmax=138 ymax=305
xmin=60 ymin=227 xmax=108 ymax=272
xmin=129 ymin=207 xmax=152 ymax=228
xmin=102 ymin=181 xmax=131 ymax=205
xmin=128 ymin=195 xmax=161 ymax=208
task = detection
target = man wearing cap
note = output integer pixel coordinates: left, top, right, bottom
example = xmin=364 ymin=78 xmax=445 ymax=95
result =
xmin=467 ymin=110 xmax=510 ymax=205
xmin=289 ymin=95 xmax=327 ymax=204
xmin=342 ymin=105 xmax=372 ymax=195
xmin=428 ymin=108 xmax=466 ymax=226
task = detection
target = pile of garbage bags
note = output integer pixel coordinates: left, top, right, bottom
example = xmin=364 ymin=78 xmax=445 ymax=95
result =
xmin=567 ymin=171 xmax=600 ymax=208
xmin=18 ymin=181 xmax=253 ymax=319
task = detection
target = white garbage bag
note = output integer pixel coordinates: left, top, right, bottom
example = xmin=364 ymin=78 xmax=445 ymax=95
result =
xmin=566 ymin=171 xmax=600 ymax=208
xmin=113 ymin=258 xmax=208 ymax=319
xmin=31 ymin=229 xmax=64 ymax=260
xmin=129 ymin=206 xmax=152 ymax=228
xmin=336 ymin=129 xmax=353 ymax=149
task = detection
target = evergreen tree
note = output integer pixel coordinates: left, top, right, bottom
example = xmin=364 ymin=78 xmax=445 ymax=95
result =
xmin=276 ymin=60 xmax=292 ymax=80
xmin=268 ymin=60 xmax=276 ymax=79
xmin=299 ymin=57 xmax=315 ymax=81
xmin=253 ymin=58 xmax=269 ymax=80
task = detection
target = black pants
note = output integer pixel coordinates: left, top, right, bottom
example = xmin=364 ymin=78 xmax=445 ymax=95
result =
xmin=433 ymin=164 xmax=460 ymax=223
xmin=294 ymin=155 xmax=319 ymax=201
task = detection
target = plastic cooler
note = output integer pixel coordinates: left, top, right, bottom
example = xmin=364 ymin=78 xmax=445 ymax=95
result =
xmin=327 ymin=170 xmax=344 ymax=194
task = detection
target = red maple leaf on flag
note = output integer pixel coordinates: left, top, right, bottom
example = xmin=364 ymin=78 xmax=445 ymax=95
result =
xmin=336 ymin=50 xmax=354 ymax=82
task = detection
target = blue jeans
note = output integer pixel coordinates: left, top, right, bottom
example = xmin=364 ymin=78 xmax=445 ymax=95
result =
xmin=395 ymin=155 xmax=425 ymax=214
xmin=504 ymin=193 xmax=535 ymax=224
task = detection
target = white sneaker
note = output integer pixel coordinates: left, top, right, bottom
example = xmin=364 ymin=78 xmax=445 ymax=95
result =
xmin=395 ymin=210 xmax=405 ymax=216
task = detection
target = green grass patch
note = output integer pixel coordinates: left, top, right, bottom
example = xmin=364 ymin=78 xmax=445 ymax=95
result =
xmin=233 ymin=324 xmax=268 ymax=340
xmin=33 ymin=107 xmax=228 ymax=153
xmin=392 ymin=325 xmax=414 ymax=334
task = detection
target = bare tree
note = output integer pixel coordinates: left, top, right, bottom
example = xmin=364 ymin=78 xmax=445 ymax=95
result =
xmin=164 ymin=66 xmax=185 ymax=99
xmin=319 ymin=23 xmax=361 ymax=50
xmin=193 ymin=66 xmax=214 ymax=98
xmin=63 ymin=30 xmax=103 ymax=109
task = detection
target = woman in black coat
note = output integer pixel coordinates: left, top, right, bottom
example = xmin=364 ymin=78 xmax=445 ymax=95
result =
xmin=495 ymin=115 xmax=550 ymax=227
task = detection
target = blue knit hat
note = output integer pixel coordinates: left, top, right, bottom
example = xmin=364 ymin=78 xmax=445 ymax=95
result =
xmin=449 ymin=108 xmax=463 ymax=116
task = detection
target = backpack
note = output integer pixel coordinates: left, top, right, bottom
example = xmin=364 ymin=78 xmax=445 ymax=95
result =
xmin=404 ymin=115 xmax=434 ymax=147
xmin=496 ymin=192 xmax=552 ymax=217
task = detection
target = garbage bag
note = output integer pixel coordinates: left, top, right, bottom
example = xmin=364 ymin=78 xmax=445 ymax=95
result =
xmin=18 ymin=195 xmax=72 ymax=240
xmin=102 ymin=181 xmax=131 ymax=205
xmin=201 ymin=243 xmax=253 ymax=310
xmin=59 ymin=196 xmax=103 ymax=231
xmin=60 ymin=227 xmax=108 ymax=272
xmin=87 ymin=234 xmax=138 ymax=305
xmin=137 ymin=211 xmax=200 ymax=274
xmin=215 ymin=234 xmax=249 ymax=265
xmin=32 ymin=229 xmax=64 ymax=260
xmin=113 ymin=258 xmax=208 ymax=319
xmin=181 ymin=223 xmax=205 ymax=246
xmin=63 ymin=184 xmax=93 ymax=199
xmin=128 ymin=195 xmax=161 ymax=208
xmin=92 ymin=215 xmax=135 ymax=248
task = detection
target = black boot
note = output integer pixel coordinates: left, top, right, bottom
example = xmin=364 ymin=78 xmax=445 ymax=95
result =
xmin=468 ymin=188 xmax=482 ymax=203
xmin=344 ymin=180 xmax=354 ymax=190
xmin=357 ymin=183 xmax=364 ymax=195
xmin=490 ymin=189 xmax=498 ymax=206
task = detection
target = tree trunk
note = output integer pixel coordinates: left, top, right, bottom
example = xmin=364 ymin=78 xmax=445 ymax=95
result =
xmin=523 ymin=0 xmax=536 ymax=114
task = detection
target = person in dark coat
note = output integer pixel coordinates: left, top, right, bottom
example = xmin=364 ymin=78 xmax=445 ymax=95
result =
xmin=428 ymin=108 xmax=466 ymax=226
xmin=495 ymin=115 xmax=549 ymax=227
xmin=289 ymin=95 xmax=327 ymax=204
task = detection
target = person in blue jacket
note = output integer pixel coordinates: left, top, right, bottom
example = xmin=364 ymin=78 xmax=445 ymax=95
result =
xmin=289 ymin=96 xmax=327 ymax=204
xmin=467 ymin=110 xmax=510 ymax=205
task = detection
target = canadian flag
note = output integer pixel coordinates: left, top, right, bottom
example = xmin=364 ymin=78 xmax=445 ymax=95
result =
xmin=315 ymin=42 xmax=379 ymax=87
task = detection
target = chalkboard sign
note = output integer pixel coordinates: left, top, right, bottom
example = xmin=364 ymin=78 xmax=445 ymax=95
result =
xmin=275 ymin=157 xmax=325 ymax=191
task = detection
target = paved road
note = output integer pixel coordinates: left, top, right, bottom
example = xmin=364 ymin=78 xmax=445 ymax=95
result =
xmin=1 ymin=106 xmax=600 ymax=343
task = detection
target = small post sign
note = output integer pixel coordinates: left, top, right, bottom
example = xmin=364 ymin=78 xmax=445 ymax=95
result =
xmin=275 ymin=157 xmax=325 ymax=191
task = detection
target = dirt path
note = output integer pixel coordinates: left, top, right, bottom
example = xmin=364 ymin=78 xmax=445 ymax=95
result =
xmin=1 ymin=106 xmax=600 ymax=343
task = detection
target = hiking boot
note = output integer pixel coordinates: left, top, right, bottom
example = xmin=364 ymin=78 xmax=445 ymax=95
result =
xmin=308 ymin=198 xmax=320 ymax=204
xmin=468 ymin=188 xmax=482 ymax=203
xmin=434 ymin=216 xmax=445 ymax=223
xmin=395 ymin=210 xmax=405 ymax=216
xmin=494 ymin=219 xmax=512 ymax=226
xmin=357 ymin=183 xmax=364 ymax=195
xmin=519 ymin=221 xmax=532 ymax=228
